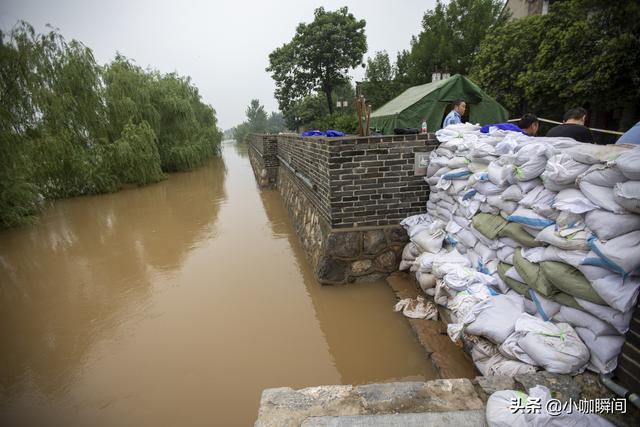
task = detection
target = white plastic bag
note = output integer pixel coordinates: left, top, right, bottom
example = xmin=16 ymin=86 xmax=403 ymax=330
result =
xmin=515 ymin=313 xmax=589 ymax=375
xmin=613 ymin=180 xmax=640 ymax=213
xmin=615 ymin=147 xmax=640 ymax=180
xmin=584 ymin=209 xmax=640 ymax=241
xmin=553 ymin=188 xmax=598 ymax=214
xmin=464 ymin=294 xmax=525 ymax=344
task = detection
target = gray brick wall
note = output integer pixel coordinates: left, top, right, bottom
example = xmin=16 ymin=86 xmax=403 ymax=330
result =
xmin=249 ymin=132 xmax=437 ymax=229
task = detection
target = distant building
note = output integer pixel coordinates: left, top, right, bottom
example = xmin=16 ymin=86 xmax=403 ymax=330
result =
xmin=503 ymin=0 xmax=554 ymax=20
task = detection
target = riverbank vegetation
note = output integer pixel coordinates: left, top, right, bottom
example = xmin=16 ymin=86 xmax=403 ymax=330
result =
xmin=0 ymin=22 xmax=222 ymax=229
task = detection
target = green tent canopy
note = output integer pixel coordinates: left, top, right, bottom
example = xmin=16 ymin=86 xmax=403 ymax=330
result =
xmin=369 ymin=74 xmax=508 ymax=135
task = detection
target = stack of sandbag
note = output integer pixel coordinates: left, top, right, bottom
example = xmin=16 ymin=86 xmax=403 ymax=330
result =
xmin=399 ymin=123 xmax=640 ymax=376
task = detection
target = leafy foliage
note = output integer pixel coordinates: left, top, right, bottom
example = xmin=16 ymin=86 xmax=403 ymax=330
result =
xmin=471 ymin=0 xmax=640 ymax=130
xmin=0 ymin=22 xmax=221 ymax=228
xmin=360 ymin=51 xmax=407 ymax=109
xmin=402 ymin=0 xmax=506 ymax=84
xmin=267 ymin=7 xmax=366 ymax=115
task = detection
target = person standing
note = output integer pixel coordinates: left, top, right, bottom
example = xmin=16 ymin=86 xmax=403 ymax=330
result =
xmin=442 ymin=99 xmax=466 ymax=128
xmin=546 ymin=107 xmax=594 ymax=143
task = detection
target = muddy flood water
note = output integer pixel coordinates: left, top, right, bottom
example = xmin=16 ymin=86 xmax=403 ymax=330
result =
xmin=0 ymin=141 xmax=437 ymax=426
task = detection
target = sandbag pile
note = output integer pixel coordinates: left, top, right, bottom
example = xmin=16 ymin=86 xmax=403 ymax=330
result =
xmin=399 ymin=123 xmax=640 ymax=376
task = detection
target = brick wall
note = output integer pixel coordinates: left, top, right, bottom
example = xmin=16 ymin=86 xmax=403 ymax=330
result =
xmin=327 ymin=135 xmax=438 ymax=228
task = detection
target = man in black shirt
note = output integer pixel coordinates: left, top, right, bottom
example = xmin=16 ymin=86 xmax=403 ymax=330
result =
xmin=546 ymin=107 xmax=594 ymax=143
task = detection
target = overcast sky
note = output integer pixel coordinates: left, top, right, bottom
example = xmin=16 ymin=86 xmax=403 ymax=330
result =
xmin=1 ymin=0 xmax=437 ymax=129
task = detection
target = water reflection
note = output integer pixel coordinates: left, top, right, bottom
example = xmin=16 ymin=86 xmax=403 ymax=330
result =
xmin=0 ymin=157 xmax=227 ymax=396
xmin=257 ymin=188 xmax=437 ymax=384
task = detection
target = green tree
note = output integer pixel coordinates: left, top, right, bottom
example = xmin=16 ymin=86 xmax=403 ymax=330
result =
xmin=404 ymin=0 xmax=506 ymax=84
xmin=471 ymin=0 xmax=640 ymax=131
xmin=266 ymin=112 xmax=286 ymax=133
xmin=0 ymin=22 xmax=222 ymax=228
xmin=245 ymin=99 xmax=267 ymax=133
xmin=361 ymin=51 xmax=405 ymax=109
xmin=267 ymin=6 xmax=367 ymax=115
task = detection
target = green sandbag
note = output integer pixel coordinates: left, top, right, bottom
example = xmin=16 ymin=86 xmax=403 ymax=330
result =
xmin=551 ymin=292 xmax=584 ymax=311
xmin=472 ymin=213 xmax=507 ymax=240
xmin=541 ymin=261 xmax=607 ymax=305
xmin=513 ymin=249 xmax=559 ymax=297
xmin=498 ymin=222 xmax=543 ymax=248
xmin=497 ymin=262 xmax=528 ymax=295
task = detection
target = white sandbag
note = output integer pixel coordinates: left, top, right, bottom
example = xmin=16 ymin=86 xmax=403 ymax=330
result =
xmin=416 ymin=271 xmax=437 ymax=291
xmin=415 ymin=250 xmax=442 ymax=273
xmin=485 ymin=389 xmax=528 ymax=427
xmin=541 ymin=153 xmax=590 ymax=185
xmin=535 ymin=225 xmax=589 ymax=251
xmin=574 ymin=327 xmax=624 ymax=374
xmin=506 ymin=266 xmax=525 ymax=284
xmin=578 ymin=181 xmax=626 ymax=213
xmin=577 ymin=263 xmax=640 ymax=313
xmin=543 ymin=178 xmax=575 ymax=192
xmin=488 ymin=161 xmax=514 ymax=186
xmin=399 ymin=260 xmax=413 ymax=271
xmin=412 ymin=228 xmax=446 ymax=253
xmin=507 ymin=207 xmax=555 ymax=229
xmin=424 ymin=287 xmax=436 ymax=296
xmin=553 ymin=188 xmax=598 ymax=214
xmin=518 ymin=185 xmax=555 ymax=210
xmin=480 ymin=202 xmax=501 ymax=215
xmin=615 ymin=147 xmax=640 ymax=180
xmin=585 ymin=209 xmax=640 ymax=241
xmin=446 ymin=156 xmax=470 ymax=169
xmin=583 ymin=231 xmax=640 ymax=276
xmin=575 ymin=297 xmax=634 ymax=335
xmin=499 ymin=237 xmax=520 ymax=248
xmin=520 ymin=247 xmax=546 ymax=263
xmin=474 ymin=242 xmax=497 ymax=263
xmin=513 ymin=143 xmax=549 ymax=180
xmin=401 ymin=242 xmax=421 ymax=261
xmin=502 ymin=184 xmax=524 ymax=201
xmin=400 ymin=213 xmax=433 ymax=231
xmin=475 ymin=180 xmax=507 ymax=196
xmin=470 ymin=225 xmax=503 ymax=250
xmin=499 ymin=332 xmax=537 ymax=365
xmin=515 ymin=313 xmax=589 ymax=374
xmin=614 ymin=181 xmax=640 ymax=213
xmin=486 ymin=353 xmax=537 ymax=376
xmin=493 ymin=273 xmax=510 ymax=294
xmin=554 ymin=305 xmax=617 ymax=336
xmin=566 ymin=143 xmax=630 ymax=164
xmin=524 ymin=385 xmax=615 ymax=427
xmin=486 ymin=195 xmax=518 ymax=215
xmin=516 ymin=178 xmax=542 ymax=193
xmin=434 ymin=279 xmax=456 ymax=307
xmin=577 ymin=163 xmax=627 ymax=187
xmin=443 ymin=265 xmax=497 ymax=292
xmin=526 ymin=289 xmax=561 ymax=320
xmin=464 ymin=294 xmax=525 ymax=344
xmin=497 ymin=246 xmax=515 ymax=264
xmin=468 ymin=336 xmax=500 ymax=375
xmin=540 ymin=246 xmax=586 ymax=268
xmin=432 ymin=248 xmax=472 ymax=278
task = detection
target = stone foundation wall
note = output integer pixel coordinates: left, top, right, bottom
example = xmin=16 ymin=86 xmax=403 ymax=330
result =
xmin=278 ymin=165 xmax=409 ymax=284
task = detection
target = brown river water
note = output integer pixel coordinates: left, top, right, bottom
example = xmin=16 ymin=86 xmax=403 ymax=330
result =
xmin=0 ymin=141 xmax=436 ymax=426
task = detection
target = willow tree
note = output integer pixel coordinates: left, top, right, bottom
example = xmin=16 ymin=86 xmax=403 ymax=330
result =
xmin=267 ymin=7 xmax=367 ymax=115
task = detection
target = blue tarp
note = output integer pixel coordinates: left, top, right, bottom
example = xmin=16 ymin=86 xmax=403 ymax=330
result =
xmin=480 ymin=123 xmax=525 ymax=134
xmin=302 ymin=129 xmax=346 ymax=137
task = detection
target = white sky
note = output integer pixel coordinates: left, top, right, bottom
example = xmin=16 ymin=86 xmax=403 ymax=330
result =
xmin=0 ymin=0 xmax=436 ymax=129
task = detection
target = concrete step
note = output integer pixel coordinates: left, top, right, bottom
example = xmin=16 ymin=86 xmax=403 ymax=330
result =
xmin=254 ymin=380 xmax=485 ymax=427
xmin=300 ymin=410 xmax=488 ymax=426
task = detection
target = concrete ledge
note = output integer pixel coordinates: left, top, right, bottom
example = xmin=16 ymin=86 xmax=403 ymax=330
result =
xmin=300 ymin=410 xmax=488 ymax=426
